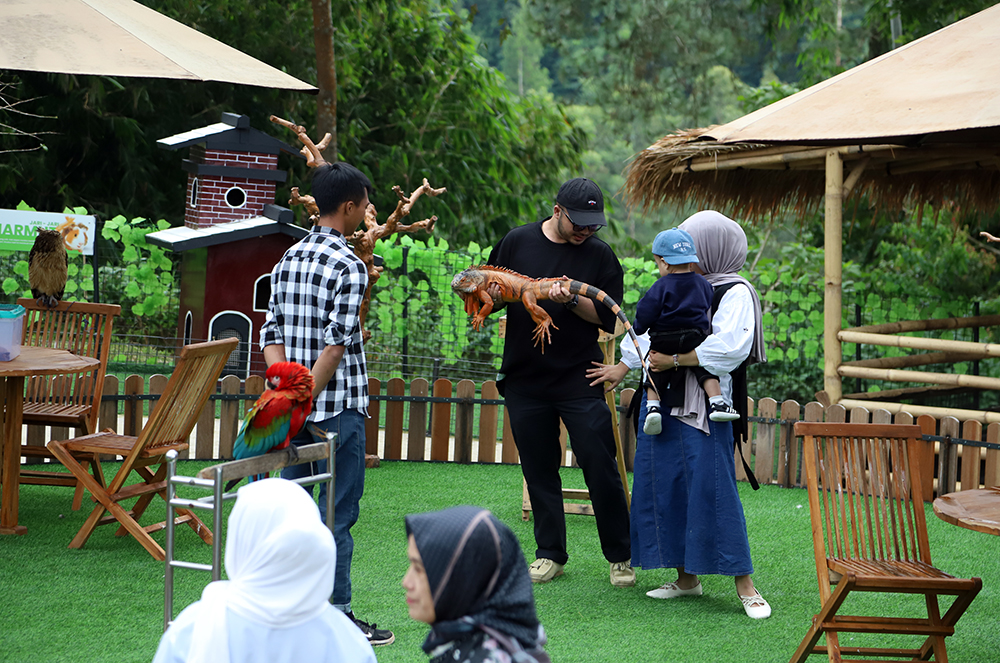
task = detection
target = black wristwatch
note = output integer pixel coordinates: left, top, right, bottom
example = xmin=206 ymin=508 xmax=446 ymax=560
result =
xmin=564 ymin=294 xmax=579 ymax=310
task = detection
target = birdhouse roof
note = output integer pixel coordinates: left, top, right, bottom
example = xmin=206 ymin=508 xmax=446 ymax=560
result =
xmin=146 ymin=204 xmax=307 ymax=252
xmin=157 ymin=112 xmax=302 ymax=157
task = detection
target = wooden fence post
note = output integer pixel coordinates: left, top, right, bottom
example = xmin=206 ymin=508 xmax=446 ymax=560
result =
xmin=778 ymin=400 xmax=801 ymax=487
xmin=960 ymin=419 xmax=983 ymax=491
xmin=986 ymin=423 xmax=1000 ymax=489
xmin=430 ymin=379 xmax=452 ymax=461
xmin=384 ymin=378 xmax=405 ymax=460
xmin=99 ymin=375 xmax=119 ymax=433
xmin=916 ymin=414 xmax=937 ymax=502
xmin=217 ymin=375 xmax=241 ymax=459
xmin=478 ymin=381 xmax=500 ymax=464
xmin=454 ymin=380 xmax=475 ymax=464
xmin=123 ymin=375 xmax=144 ymax=436
xmin=407 ymin=378 xmax=429 ymax=461
xmin=754 ymin=397 xmax=777 ymax=486
xmin=939 ymin=416 xmax=960 ymax=496
xmin=366 ymin=378 xmax=381 ymax=457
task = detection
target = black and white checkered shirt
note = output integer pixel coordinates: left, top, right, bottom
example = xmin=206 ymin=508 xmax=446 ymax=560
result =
xmin=260 ymin=226 xmax=369 ymax=420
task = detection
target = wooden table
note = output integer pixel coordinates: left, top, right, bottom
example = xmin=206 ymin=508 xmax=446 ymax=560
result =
xmin=933 ymin=487 xmax=1000 ymax=536
xmin=1 ymin=346 xmax=100 ymax=534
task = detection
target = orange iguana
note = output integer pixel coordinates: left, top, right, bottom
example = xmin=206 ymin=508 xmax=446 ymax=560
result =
xmin=451 ymin=265 xmax=656 ymax=390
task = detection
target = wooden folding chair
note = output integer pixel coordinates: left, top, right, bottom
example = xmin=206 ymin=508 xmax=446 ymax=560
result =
xmin=17 ymin=299 xmax=121 ymax=509
xmin=791 ymin=422 xmax=982 ymax=663
xmin=48 ymin=338 xmax=239 ymax=561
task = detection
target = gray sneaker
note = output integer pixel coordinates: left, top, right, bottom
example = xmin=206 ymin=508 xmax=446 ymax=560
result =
xmin=610 ymin=560 xmax=636 ymax=587
xmin=528 ymin=558 xmax=564 ymax=583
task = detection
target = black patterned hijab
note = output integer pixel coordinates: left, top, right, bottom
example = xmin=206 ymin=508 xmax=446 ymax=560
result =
xmin=405 ymin=506 xmax=542 ymax=654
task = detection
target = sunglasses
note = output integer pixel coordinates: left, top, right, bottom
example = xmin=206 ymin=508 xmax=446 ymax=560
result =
xmin=561 ymin=210 xmax=601 ymax=233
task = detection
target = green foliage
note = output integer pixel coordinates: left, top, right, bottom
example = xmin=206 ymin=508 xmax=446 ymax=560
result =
xmin=0 ymin=0 xmax=584 ymax=250
xmin=754 ymin=0 xmax=996 ymax=87
xmin=0 ymin=202 xmax=94 ymax=301
xmin=523 ymin=0 xmax=759 ymax=129
xmin=498 ymin=3 xmax=553 ymax=96
xmin=100 ymin=215 xmax=178 ymax=335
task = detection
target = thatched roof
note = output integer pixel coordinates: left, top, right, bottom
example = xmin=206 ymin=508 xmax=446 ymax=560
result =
xmin=624 ymin=4 xmax=1000 ymax=222
xmin=624 ymin=130 xmax=1000 ymax=222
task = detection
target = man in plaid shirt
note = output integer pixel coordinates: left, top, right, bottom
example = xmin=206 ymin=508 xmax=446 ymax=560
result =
xmin=261 ymin=161 xmax=393 ymax=646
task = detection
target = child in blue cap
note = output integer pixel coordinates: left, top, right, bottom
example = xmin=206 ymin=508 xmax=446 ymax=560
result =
xmin=635 ymin=227 xmax=739 ymax=434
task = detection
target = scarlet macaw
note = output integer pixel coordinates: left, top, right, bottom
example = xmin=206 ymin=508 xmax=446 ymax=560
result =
xmin=227 ymin=361 xmax=315 ymax=489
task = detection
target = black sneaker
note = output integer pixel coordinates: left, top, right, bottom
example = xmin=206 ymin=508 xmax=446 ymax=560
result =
xmin=709 ymin=402 xmax=740 ymax=422
xmin=347 ymin=611 xmax=395 ymax=646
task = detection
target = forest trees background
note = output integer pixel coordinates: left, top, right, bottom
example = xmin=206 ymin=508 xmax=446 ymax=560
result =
xmin=1 ymin=0 xmax=1000 ymax=403
xmin=1 ymin=0 xmax=996 ymax=250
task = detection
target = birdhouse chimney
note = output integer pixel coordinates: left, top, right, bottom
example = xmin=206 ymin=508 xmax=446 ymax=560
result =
xmin=157 ymin=112 xmax=302 ymax=229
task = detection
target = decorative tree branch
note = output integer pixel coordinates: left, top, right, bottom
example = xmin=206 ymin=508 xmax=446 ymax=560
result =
xmin=269 ymin=115 xmax=330 ymax=168
xmin=272 ymin=115 xmax=446 ymax=342
xmin=350 ymin=178 xmax=445 ymax=341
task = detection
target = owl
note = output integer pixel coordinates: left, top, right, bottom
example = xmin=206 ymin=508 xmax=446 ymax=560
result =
xmin=28 ymin=228 xmax=69 ymax=308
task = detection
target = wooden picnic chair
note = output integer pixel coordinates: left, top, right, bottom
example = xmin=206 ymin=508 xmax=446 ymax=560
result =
xmin=17 ymin=298 xmax=121 ymax=509
xmin=791 ymin=422 xmax=982 ymax=663
xmin=48 ymin=338 xmax=239 ymax=561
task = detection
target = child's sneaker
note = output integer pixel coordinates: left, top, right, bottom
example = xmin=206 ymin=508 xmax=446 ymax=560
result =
xmin=644 ymin=405 xmax=662 ymax=435
xmin=709 ymin=402 xmax=740 ymax=422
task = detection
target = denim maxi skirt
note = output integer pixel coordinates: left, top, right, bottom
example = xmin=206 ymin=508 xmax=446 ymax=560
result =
xmin=630 ymin=395 xmax=753 ymax=576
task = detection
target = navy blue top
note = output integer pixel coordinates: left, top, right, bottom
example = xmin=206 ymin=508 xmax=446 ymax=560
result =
xmin=634 ymin=271 xmax=714 ymax=335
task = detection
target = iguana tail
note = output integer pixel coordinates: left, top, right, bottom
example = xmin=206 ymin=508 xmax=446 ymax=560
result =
xmin=565 ymin=279 xmax=658 ymax=399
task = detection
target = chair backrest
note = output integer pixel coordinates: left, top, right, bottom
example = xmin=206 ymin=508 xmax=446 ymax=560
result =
xmin=794 ymin=422 xmax=932 ymax=597
xmin=120 ymin=339 xmax=239 ymax=470
xmin=18 ymin=298 xmax=121 ymax=432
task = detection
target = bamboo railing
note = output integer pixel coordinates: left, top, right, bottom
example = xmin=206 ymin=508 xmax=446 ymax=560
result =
xmin=836 ymin=314 xmax=1000 ymax=423
xmin=20 ymin=375 xmax=1000 ymax=499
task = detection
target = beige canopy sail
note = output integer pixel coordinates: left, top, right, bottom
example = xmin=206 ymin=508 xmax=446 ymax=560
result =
xmin=624 ymin=4 xmax=1000 ymax=423
xmin=0 ymin=0 xmax=316 ymax=92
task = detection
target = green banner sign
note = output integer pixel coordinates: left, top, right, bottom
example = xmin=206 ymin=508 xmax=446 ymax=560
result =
xmin=0 ymin=208 xmax=95 ymax=256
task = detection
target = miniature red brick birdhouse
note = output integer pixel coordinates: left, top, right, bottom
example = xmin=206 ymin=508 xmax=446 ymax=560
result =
xmin=147 ymin=112 xmax=306 ymax=377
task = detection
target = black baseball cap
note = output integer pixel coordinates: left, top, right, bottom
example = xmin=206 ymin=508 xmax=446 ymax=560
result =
xmin=556 ymin=177 xmax=606 ymax=227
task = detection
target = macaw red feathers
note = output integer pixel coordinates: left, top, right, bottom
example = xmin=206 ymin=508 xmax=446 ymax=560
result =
xmin=232 ymin=362 xmax=315 ymax=462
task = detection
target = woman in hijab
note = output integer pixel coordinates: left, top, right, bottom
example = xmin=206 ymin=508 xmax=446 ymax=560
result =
xmin=153 ymin=478 xmax=376 ymax=663
xmin=403 ymin=506 xmax=550 ymax=663
xmin=586 ymin=210 xmax=770 ymax=619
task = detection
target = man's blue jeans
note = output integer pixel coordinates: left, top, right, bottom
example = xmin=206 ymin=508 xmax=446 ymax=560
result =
xmin=281 ymin=409 xmax=366 ymax=613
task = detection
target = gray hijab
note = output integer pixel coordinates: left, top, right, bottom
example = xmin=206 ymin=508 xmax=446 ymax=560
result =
xmin=679 ymin=211 xmax=766 ymax=364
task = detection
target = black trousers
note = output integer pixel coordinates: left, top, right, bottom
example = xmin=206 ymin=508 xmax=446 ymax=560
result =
xmin=504 ymin=386 xmax=631 ymax=566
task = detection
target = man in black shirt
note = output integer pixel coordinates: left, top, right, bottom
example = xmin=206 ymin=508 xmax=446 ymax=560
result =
xmin=487 ymin=178 xmax=634 ymax=587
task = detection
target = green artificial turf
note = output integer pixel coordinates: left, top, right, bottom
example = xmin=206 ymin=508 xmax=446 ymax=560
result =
xmin=1 ymin=460 xmax=998 ymax=662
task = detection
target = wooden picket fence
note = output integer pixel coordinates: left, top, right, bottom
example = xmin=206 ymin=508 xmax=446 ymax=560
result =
xmin=22 ymin=375 xmax=1000 ymax=499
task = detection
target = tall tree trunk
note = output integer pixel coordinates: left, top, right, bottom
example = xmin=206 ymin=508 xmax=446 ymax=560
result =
xmin=312 ymin=0 xmax=338 ymax=161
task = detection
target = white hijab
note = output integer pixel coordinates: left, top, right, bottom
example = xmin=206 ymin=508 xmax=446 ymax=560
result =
xmin=187 ymin=478 xmax=337 ymax=663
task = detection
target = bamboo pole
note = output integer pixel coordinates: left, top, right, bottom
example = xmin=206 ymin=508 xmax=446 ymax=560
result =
xmin=671 ymin=144 xmax=901 ymax=174
xmin=842 ymin=351 xmax=985 ymax=369
xmin=839 ymin=398 xmax=1000 ymax=425
xmin=842 ymin=384 xmax=963 ymax=400
xmin=842 ymin=156 xmax=870 ymax=196
xmin=838 ymin=330 xmax=1000 ymax=356
xmin=888 ymin=156 xmax=1000 ymax=176
xmin=837 ymin=365 xmax=1000 ymax=390
xmin=846 ymin=314 xmax=1000 ymax=335
xmin=825 ymin=150 xmax=844 ymax=402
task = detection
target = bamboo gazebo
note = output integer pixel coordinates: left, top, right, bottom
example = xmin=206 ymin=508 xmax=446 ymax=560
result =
xmin=624 ymin=4 xmax=1000 ymax=423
